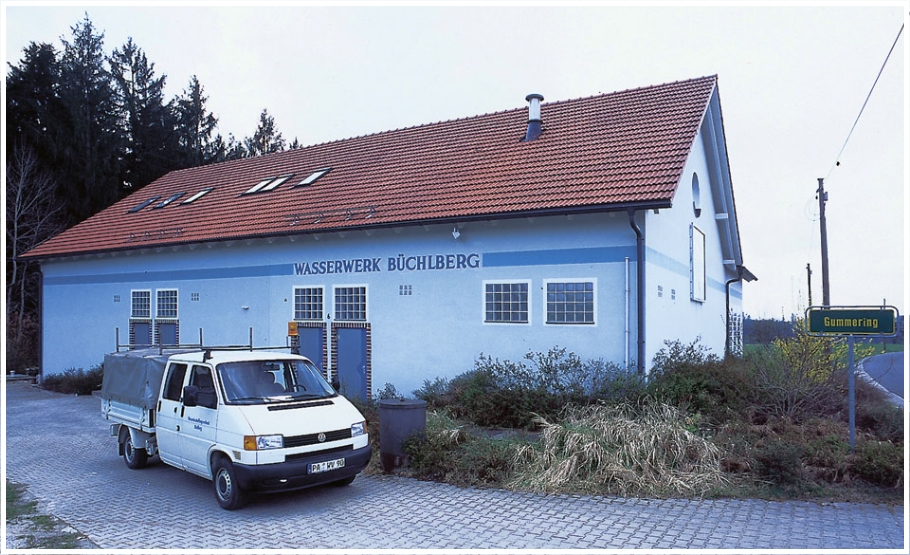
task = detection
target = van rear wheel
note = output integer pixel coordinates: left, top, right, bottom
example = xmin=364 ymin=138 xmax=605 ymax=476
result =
xmin=121 ymin=429 xmax=148 ymax=469
xmin=212 ymin=457 xmax=246 ymax=510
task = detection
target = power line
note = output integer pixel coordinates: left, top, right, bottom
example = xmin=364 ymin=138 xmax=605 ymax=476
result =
xmin=826 ymin=22 xmax=904 ymax=179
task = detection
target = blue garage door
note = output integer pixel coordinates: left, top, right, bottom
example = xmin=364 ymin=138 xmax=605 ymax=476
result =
xmin=335 ymin=326 xmax=368 ymax=401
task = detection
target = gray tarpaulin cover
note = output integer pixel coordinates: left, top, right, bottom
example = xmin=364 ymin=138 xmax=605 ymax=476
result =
xmin=101 ymin=349 xmax=196 ymax=409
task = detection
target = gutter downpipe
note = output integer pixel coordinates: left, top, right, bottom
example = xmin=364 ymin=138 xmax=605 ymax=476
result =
xmin=37 ymin=266 xmax=44 ymax=385
xmin=627 ymin=209 xmax=645 ymax=375
xmin=624 ymin=257 xmax=630 ymax=367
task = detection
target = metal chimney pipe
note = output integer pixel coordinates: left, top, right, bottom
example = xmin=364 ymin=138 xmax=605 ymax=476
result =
xmin=523 ymin=93 xmax=544 ymax=142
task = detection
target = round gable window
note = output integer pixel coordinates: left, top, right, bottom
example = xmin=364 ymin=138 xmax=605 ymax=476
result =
xmin=692 ymin=173 xmax=702 ymax=218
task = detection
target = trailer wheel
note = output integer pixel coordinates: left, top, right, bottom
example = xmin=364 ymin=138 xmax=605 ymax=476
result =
xmin=121 ymin=428 xmax=148 ymax=469
xmin=212 ymin=456 xmax=246 ymax=510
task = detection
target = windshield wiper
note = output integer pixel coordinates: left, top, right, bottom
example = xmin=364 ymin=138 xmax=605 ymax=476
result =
xmin=290 ymin=393 xmax=329 ymax=400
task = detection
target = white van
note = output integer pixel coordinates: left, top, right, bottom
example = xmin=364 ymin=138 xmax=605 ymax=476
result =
xmin=101 ymin=348 xmax=372 ymax=509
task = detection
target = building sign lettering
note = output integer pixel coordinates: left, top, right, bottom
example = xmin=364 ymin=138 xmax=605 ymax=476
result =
xmin=294 ymin=252 xmax=481 ymax=276
xmin=387 ymin=253 xmax=480 ymax=272
xmin=806 ymin=306 xmax=898 ymax=336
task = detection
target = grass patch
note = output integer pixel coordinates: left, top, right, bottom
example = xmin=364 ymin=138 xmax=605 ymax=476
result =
xmin=510 ymin=400 xmax=727 ymax=497
xmin=6 ymin=481 xmax=37 ymax=519
xmin=5 ymin=480 xmax=93 ymax=549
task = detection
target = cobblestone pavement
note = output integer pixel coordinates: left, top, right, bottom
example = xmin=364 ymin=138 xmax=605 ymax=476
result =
xmin=3 ymin=381 xmax=906 ymax=552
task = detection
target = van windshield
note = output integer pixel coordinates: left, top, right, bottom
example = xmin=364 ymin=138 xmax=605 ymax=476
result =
xmin=216 ymin=359 xmax=336 ymax=404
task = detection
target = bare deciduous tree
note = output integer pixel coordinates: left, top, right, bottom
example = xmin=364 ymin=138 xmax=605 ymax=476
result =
xmin=6 ymin=144 xmax=64 ymax=369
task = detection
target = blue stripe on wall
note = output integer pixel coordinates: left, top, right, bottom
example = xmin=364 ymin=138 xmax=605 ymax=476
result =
xmin=483 ymin=246 xmax=636 ymax=267
xmin=47 ymin=247 xmax=639 ymax=286
xmin=44 ymin=246 xmax=738 ymax=298
xmin=44 ymin=264 xmax=290 ymax=286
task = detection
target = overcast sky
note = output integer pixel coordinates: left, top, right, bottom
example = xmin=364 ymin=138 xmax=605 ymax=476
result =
xmin=3 ymin=2 xmax=907 ymax=320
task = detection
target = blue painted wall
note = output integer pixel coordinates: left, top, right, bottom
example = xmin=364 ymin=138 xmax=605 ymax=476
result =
xmin=38 ymin=116 xmax=746 ymax=395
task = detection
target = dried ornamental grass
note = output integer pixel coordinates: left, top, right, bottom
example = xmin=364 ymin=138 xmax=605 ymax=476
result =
xmin=511 ymin=400 xmax=728 ymax=497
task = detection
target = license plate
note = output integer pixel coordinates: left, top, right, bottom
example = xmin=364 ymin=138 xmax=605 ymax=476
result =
xmin=310 ymin=458 xmax=345 ymax=474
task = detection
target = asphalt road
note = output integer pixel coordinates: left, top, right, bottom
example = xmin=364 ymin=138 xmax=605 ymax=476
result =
xmin=3 ymin=380 xmax=905 ymax=552
xmin=860 ymin=351 xmax=905 ymax=401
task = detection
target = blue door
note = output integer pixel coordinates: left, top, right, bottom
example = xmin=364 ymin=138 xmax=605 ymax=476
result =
xmin=335 ymin=327 xmax=367 ymax=401
xmin=158 ymin=322 xmax=178 ymax=346
xmin=298 ymin=326 xmax=325 ymax=373
xmin=132 ymin=322 xmax=151 ymax=347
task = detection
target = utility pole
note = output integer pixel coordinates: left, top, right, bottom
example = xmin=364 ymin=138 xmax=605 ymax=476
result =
xmin=817 ymin=178 xmax=831 ymax=307
xmin=806 ymin=263 xmax=813 ymax=307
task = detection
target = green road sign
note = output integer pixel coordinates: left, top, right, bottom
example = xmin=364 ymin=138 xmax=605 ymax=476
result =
xmin=806 ymin=306 xmax=898 ymax=336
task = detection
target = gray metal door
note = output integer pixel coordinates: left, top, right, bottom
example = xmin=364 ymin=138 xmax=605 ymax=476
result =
xmin=132 ymin=322 xmax=151 ymax=347
xmin=298 ymin=326 xmax=325 ymax=373
xmin=157 ymin=322 xmax=178 ymax=346
xmin=335 ymin=327 xmax=367 ymax=401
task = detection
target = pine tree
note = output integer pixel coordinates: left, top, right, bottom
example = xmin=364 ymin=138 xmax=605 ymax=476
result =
xmin=5 ymin=42 xmax=64 ymax=164
xmin=174 ymin=75 xmax=220 ymax=167
xmin=244 ymin=108 xmax=286 ymax=157
xmin=110 ymin=37 xmax=180 ymax=191
xmin=56 ymin=13 xmax=123 ymax=225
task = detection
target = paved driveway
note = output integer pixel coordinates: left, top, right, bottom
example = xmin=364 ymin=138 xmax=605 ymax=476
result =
xmin=4 ymin=381 xmax=905 ymax=551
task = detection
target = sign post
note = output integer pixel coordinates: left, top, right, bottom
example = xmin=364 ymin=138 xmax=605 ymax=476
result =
xmin=806 ymin=305 xmax=899 ymax=450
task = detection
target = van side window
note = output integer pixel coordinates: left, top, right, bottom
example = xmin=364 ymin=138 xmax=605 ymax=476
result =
xmin=163 ymin=363 xmax=188 ymax=401
xmin=190 ymin=365 xmax=217 ymax=409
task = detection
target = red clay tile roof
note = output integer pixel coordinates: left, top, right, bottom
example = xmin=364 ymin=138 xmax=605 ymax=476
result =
xmin=24 ymin=75 xmax=718 ymax=259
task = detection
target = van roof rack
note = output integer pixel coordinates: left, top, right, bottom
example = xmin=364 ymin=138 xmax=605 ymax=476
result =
xmin=115 ymin=327 xmax=293 ymax=357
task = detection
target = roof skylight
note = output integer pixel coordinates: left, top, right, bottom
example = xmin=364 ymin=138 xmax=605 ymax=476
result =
xmin=244 ymin=178 xmax=274 ymax=195
xmin=295 ymin=167 xmax=331 ymax=187
xmin=261 ymin=174 xmax=294 ymax=192
xmin=153 ymin=192 xmax=186 ymax=209
xmin=242 ymin=174 xmax=295 ymax=195
xmin=128 ymin=196 xmax=161 ymax=213
xmin=181 ymin=187 xmax=214 ymax=205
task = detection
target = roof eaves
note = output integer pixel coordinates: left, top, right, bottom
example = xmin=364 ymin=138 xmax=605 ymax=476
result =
xmin=19 ymin=199 xmax=673 ymax=262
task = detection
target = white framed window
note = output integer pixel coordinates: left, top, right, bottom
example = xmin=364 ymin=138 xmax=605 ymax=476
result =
xmin=243 ymin=174 xmax=294 ymax=195
xmin=157 ymin=289 xmax=179 ymax=319
xmin=295 ymin=168 xmax=332 ymax=187
xmin=334 ymin=286 xmax=367 ymax=321
xmin=181 ymin=187 xmax=214 ymax=204
xmin=131 ymin=290 xmax=151 ymax=318
xmin=690 ymin=224 xmax=706 ymax=302
xmin=545 ymin=280 xmax=596 ymax=325
xmin=484 ymin=280 xmax=530 ymax=324
xmin=294 ymin=286 xmax=324 ymax=320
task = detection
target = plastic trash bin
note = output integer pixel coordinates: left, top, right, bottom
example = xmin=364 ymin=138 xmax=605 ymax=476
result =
xmin=378 ymin=398 xmax=427 ymax=472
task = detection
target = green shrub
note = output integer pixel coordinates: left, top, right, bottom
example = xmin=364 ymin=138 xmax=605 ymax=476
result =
xmin=413 ymin=376 xmax=451 ymax=408
xmin=404 ymin=410 xmax=518 ymax=486
xmin=375 ymin=382 xmax=402 ymax=400
xmin=854 ymin=383 xmax=903 ymax=442
xmin=646 ymin=340 xmax=751 ymax=423
xmin=40 ymin=366 xmax=103 ymax=395
xmin=414 ymin=347 xmax=643 ymax=429
xmin=752 ymin=438 xmax=805 ymax=484
xmin=850 ymin=440 xmax=904 ymax=487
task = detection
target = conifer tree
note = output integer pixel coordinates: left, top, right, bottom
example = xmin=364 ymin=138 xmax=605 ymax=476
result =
xmin=110 ymin=37 xmax=180 ymax=191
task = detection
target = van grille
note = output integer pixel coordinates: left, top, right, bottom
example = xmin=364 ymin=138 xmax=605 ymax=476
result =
xmin=285 ymin=445 xmax=352 ymax=462
xmin=284 ymin=428 xmax=351 ymax=448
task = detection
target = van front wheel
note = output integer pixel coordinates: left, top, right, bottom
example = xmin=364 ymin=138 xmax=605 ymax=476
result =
xmin=212 ymin=457 xmax=246 ymax=510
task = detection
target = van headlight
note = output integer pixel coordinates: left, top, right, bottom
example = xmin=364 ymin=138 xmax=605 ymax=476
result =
xmin=244 ymin=434 xmax=284 ymax=450
xmin=351 ymin=421 xmax=366 ymax=437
